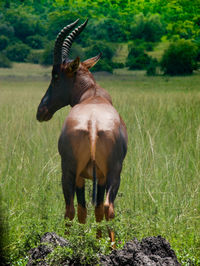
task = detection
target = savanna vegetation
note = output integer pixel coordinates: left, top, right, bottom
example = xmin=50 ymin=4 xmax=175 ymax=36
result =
xmin=0 ymin=0 xmax=200 ymax=265
xmin=0 ymin=64 xmax=200 ymax=265
xmin=0 ymin=0 xmax=200 ymax=74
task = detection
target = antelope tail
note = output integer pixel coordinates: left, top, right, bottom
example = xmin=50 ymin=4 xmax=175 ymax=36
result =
xmin=88 ymin=120 xmax=97 ymax=205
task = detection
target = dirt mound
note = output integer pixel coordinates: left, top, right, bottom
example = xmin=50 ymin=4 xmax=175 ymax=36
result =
xmin=27 ymin=232 xmax=180 ymax=265
xmin=100 ymin=236 xmax=180 ymax=265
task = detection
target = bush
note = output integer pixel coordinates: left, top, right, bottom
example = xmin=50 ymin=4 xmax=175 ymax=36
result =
xmin=160 ymin=39 xmax=198 ymax=75
xmin=0 ymin=35 xmax=9 ymax=50
xmin=130 ymin=13 xmax=165 ymax=43
xmin=0 ymin=23 xmax=14 ymax=38
xmin=5 ymin=9 xmax=42 ymax=41
xmin=126 ymin=45 xmax=151 ymax=70
xmin=40 ymin=41 xmax=53 ymax=65
xmin=91 ymin=59 xmax=113 ymax=73
xmin=110 ymin=61 xmax=125 ymax=69
xmin=88 ymin=18 xmax=127 ymax=42
xmin=0 ymin=54 xmax=12 ymax=68
xmin=5 ymin=43 xmax=31 ymax=62
xmin=146 ymin=58 xmax=158 ymax=76
xmin=26 ymin=50 xmax=43 ymax=64
xmin=85 ymin=41 xmax=116 ymax=61
xmin=25 ymin=35 xmax=44 ymax=49
xmin=69 ymin=43 xmax=85 ymax=60
xmin=194 ymin=38 xmax=200 ymax=62
xmin=85 ymin=41 xmax=116 ymax=73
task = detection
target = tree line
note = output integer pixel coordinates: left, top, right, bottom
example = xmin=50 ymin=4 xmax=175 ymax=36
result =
xmin=0 ymin=0 xmax=200 ymax=75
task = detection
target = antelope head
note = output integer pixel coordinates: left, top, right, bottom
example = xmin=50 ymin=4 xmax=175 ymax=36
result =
xmin=36 ymin=19 xmax=101 ymax=122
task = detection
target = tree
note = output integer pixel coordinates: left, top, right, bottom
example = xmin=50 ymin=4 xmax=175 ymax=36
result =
xmin=5 ymin=43 xmax=31 ymax=62
xmin=160 ymin=39 xmax=198 ymax=75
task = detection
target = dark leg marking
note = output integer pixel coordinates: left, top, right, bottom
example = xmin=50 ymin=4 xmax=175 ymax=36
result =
xmin=76 ymin=185 xmax=87 ymax=224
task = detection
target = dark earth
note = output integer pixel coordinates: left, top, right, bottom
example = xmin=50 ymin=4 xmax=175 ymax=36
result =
xmin=27 ymin=232 xmax=181 ymax=265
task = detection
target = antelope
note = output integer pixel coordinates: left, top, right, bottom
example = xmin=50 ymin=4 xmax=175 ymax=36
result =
xmin=36 ymin=19 xmax=128 ymax=244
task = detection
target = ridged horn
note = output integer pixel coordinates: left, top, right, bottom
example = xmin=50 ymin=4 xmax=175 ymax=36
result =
xmin=62 ymin=19 xmax=88 ymax=62
xmin=53 ymin=19 xmax=79 ymax=65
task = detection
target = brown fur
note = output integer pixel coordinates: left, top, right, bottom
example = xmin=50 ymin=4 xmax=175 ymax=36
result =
xmin=37 ymin=54 xmax=128 ymax=246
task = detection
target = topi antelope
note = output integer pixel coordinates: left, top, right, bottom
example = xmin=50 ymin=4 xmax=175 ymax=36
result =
xmin=36 ymin=19 xmax=128 ymax=244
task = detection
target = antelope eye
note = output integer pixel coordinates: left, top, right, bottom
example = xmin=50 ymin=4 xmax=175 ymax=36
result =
xmin=54 ymin=74 xmax=59 ymax=79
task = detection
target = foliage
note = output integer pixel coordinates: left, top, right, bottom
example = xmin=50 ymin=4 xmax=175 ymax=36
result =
xmin=26 ymin=50 xmax=43 ymax=64
xmin=87 ymin=18 xmax=127 ymax=42
xmin=85 ymin=41 xmax=116 ymax=61
xmin=0 ymin=35 xmax=9 ymax=50
xmin=110 ymin=61 xmax=125 ymax=69
xmin=160 ymin=39 xmax=198 ymax=75
xmin=5 ymin=43 xmax=31 ymax=62
xmin=146 ymin=58 xmax=158 ymax=76
xmin=85 ymin=41 xmax=117 ymax=72
xmin=46 ymin=221 xmax=111 ymax=265
xmin=1 ymin=65 xmax=200 ymax=264
xmin=25 ymin=35 xmax=45 ymax=49
xmin=69 ymin=43 xmax=85 ymax=60
xmin=40 ymin=41 xmax=54 ymax=66
xmin=91 ymin=59 xmax=113 ymax=73
xmin=5 ymin=7 xmax=45 ymax=42
xmin=0 ymin=54 xmax=12 ymax=68
xmin=194 ymin=38 xmax=200 ymax=62
xmin=130 ymin=13 xmax=165 ymax=42
xmin=1 ymin=0 xmax=200 ymax=65
xmin=126 ymin=44 xmax=152 ymax=70
xmin=0 ymin=23 xmax=14 ymax=38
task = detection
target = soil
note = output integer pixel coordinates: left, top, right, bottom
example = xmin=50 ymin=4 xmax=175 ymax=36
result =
xmin=27 ymin=232 xmax=181 ymax=265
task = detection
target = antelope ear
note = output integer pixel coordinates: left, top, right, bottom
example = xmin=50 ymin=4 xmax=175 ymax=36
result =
xmin=83 ymin=53 xmax=102 ymax=69
xmin=67 ymin=57 xmax=80 ymax=73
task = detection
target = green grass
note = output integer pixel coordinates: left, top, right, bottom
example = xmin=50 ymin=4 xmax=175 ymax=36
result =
xmin=0 ymin=63 xmax=200 ymax=265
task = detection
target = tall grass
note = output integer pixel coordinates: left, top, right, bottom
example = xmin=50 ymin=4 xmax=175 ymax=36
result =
xmin=0 ymin=65 xmax=200 ymax=264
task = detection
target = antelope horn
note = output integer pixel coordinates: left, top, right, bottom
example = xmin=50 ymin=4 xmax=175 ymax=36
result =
xmin=62 ymin=19 xmax=88 ymax=62
xmin=53 ymin=19 xmax=79 ymax=65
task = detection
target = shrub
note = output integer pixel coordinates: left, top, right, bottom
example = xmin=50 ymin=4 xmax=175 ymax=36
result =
xmin=85 ymin=41 xmax=116 ymax=61
xmin=5 ymin=43 xmax=31 ymax=62
xmin=0 ymin=35 xmax=9 ymax=50
xmin=0 ymin=23 xmax=14 ymax=38
xmin=91 ymin=59 xmax=113 ymax=73
xmin=130 ymin=13 xmax=165 ymax=43
xmin=0 ymin=54 xmax=12 ymax=68
xmin=110 ymin=61 xmax=125 ymax=69
xmin=40 ymin=41 xmax=53 ymax=65
xmin=194 ymin=38 xmax=200 ymax=62
xmin=69 ymin=43 xmax=85 ymax=60
xmin=126 ymin=45 xmax=151 ymax=70
xmin=85 ymin=41 xmax=116 ymax=73
xmin=88 ymin=18 xmax=127 ymax=42
xmin=26 ymin=50 xmax=43 ymax=64
xmin=25 ymin=35 xmax=44 ymax=49
xmin=146 ymin=58 xmax=158 ymax=76
xmin=145 ymin=42 xmax=154 ymax=51
xmin=5 ymin=9 xmax=42 ymax=41
xmin=160 ymin=39 xmax=198 ymax=75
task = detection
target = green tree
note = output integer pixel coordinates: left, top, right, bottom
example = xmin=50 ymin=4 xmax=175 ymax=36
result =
xmin=160 ymin=39 xmax=198 ymax=75
xmin=5 ymin=43 xmax=31 ymax=62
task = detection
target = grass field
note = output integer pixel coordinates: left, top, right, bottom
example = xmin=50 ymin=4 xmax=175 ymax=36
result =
xmin=0 ymin=63 xmax=200 ymax=265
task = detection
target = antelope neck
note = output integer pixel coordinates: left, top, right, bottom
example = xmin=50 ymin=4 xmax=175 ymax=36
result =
xmin=70 ymin=72 xmax=97 ymax=107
